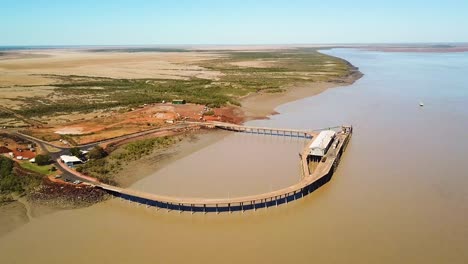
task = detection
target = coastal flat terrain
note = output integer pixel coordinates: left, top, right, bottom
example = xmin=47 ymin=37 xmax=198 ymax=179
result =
xmin=0 ymin=50 xmax=223 ymax=85
xmin=0 ymin=47 xmax=358 ymax=136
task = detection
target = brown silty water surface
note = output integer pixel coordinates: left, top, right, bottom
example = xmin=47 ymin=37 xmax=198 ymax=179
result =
xmin=131 ymin=132 xmax=307 ymax=198
xmin=0 ymin=49 xmax=467 ymax=263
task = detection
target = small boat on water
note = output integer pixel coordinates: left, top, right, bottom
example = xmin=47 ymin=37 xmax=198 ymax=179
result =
xmin=419 ymin=102 xmax=424 ymax=107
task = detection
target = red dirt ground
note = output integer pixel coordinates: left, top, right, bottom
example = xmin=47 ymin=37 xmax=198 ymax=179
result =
xmin=26 ymin=103 xmax=245 ymax=145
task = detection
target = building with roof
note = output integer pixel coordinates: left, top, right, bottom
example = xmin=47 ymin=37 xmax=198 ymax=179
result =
xmin=60 ymin=155 xmax=83 ymax=167
xmin=308 ymin=130 xmax=336 ymax=157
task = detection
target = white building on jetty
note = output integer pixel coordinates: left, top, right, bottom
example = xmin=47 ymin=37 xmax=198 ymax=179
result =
xmin=308 ymin=130 xmax=336 ymax=157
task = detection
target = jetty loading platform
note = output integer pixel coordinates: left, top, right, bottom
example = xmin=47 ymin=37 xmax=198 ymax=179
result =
xmin=92 ymin=122 xmax=353 ymax=213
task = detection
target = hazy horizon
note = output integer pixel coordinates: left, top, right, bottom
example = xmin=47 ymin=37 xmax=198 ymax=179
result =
xmin=1 ymin=42 xmax=467 ymax=49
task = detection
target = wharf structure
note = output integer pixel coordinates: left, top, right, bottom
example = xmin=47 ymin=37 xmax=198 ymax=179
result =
xmin=95 ymin=122 xmax=353 ymax=213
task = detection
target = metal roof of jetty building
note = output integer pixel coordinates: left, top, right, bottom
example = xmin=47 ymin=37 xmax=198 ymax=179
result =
xmin=308 ymin=130 xmax=336 ymax=151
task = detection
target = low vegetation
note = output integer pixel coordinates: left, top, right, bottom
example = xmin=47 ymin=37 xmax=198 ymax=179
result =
xmin=69 ymin=147 xmax=82 ymax=157
xmin=87 ymin=146 xmax=107 ymax=159
xmin=35 ymin=154 xmax=51 ymax=166
xmin=77 ymin=136 xmax=178 ymax=184
xmin=0 ymin=156 xmax=42 ymax=204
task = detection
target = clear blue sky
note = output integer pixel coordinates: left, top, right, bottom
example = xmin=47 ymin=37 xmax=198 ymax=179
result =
xmin=2 ymin=0 xmax=467 ymax=45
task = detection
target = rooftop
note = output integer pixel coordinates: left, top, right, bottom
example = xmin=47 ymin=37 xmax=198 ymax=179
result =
xmin=309 ymin=130 xmax=336 ymax=150
xmin=60 ymin=155 xmax=82 ymax=164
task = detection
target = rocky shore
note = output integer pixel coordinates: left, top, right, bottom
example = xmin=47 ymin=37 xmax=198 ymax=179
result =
xmin=29 ymin=179 xmax=108 ymax=209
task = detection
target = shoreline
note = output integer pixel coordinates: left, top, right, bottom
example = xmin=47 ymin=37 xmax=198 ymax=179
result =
xmin=241 ymin=68 xmax=362 ymax=121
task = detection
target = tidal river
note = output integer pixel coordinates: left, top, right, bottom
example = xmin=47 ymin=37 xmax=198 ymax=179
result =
xmin=1 ymin=49 xmax=467 ymax=263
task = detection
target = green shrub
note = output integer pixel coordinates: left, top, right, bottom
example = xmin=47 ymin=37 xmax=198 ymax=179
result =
xmin=69 ymin=147 xmax=82 ymax=157
xmin=0 ymin=156 xmax=14 ymax=178
xmin=35 ymin=154 xmax=51 ymax=166
xmin=0 ymin=156 xmax=42 ymax=196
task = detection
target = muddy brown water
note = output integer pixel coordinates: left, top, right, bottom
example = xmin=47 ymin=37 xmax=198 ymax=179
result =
xmin=0 ymin=49 xmax=467 ymax=263
xmin=131 ymin=133 xmax=306 ymax=198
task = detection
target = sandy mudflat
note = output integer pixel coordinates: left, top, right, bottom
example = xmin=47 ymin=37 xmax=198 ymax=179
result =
xmin=0 ymin=50 xmax=224 ymax=86
xmin=241 ymin=82 xmax=338 ymax=120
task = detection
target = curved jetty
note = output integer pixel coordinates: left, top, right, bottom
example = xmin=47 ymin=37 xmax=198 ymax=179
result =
xmin=95 ymin=123 xmax=353 ymax=213
xmin=16 ymin=121 xmax=352 ymax=213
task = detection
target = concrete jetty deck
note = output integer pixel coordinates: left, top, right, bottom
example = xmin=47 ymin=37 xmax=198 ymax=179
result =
xmin=94 ymin=124 xmax=352 ymax=213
